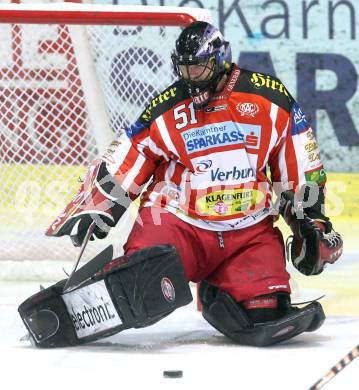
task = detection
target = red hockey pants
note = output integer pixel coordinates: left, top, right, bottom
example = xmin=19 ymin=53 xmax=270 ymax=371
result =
xmin=124 ymin=207 xmax=291 ymax=302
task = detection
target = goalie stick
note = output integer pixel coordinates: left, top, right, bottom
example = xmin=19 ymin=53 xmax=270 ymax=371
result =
xmin=63 ymin=221 xmax=96 ymax=292
xmin=62 ymin=221 xmax=113 ymax=292
xmin=309 ymin=344 xmax=359 ymax=389
xmin=62 ymin=244 xmax=113 ymax=292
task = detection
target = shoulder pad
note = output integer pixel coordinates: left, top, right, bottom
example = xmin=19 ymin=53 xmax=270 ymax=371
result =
xmin=235 ymin=69 xmax=294 ymax=112
xmin=139 ymin=80 xmax=188 ymax=124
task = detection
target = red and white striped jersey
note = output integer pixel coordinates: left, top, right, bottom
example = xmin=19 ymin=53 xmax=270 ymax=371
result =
xmin=102 ymin=65 xmax=326 ymax=231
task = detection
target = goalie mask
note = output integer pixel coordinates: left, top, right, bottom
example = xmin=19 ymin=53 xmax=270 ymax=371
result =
xmin=172 ymin=21 xmax=232 ymax=110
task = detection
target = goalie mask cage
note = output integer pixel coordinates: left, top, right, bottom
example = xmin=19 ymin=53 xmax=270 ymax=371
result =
xmin=0 ymin=2 xmax=212 ymax=280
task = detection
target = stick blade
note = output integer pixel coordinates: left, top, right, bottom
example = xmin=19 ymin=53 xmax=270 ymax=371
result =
xmin=63 ymin=245 xmax=113 ymax=293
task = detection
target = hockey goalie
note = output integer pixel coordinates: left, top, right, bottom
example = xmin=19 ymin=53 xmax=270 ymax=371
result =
xmin=19 ymin=21 xmax=343 ymax=348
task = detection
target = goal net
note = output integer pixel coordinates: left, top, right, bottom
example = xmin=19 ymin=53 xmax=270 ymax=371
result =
xmin=0 ymin=1 xmax=211 ymax=280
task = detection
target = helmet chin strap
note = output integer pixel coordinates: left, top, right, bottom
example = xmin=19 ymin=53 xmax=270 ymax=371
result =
xmin=187 ymin=71 xmax=225 ymax=110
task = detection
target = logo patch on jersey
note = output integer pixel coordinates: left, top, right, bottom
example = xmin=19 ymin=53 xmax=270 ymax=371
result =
xmin=205 ymin=104 xmax=228 ymax=113
xmin=291 ymin=102 xmax=309 ymax=135
xmin=236 ymin=102 xmax=259 ymax=118
xmin=125 ymin=120 xmax=146 ymax=138
xmin=292 ymin=126 xmax=322 ymax=172
xmin=191 ymin=150 xmax=256 ymax=189
xmin=250 ymin=72 xmax=291 ymax=100
xmin=141 ymin=86 xmax=177 ymax=122
xmin=102 ymin=137 xmax=124 ymax=164
xmin=196 ymin=188 xmax=265 ymax=217
xmin=195 ymin=159 xmax=254 ymax=183
xmin=181 ymin=121 xmax=261 ymax=154
xmin=195 ymin=159 xmax=213 ymax=174
xmin=211 ymin=167 xmax=254 ymax=182
xmin=305 ymin=167 xmax=326 ymax=185
xmin=301 ymin=128 xmax=322 ymax=167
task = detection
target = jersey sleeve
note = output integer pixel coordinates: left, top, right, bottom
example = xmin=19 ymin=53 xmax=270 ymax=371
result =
xmin=269 ymin=100 xmax=327 ymax=193
xmin=102 ymin=118 xmax=163 ymax=200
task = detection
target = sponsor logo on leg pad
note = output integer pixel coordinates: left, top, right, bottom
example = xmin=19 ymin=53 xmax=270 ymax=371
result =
xmin=62 ymin=280 xmax=122 ymax=339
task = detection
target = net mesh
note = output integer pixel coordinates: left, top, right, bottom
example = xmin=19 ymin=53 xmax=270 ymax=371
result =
xmin=89 ymin=25 xmax=177 ymax=132
xmin=0 ymin=19 xmax=181 ymax=275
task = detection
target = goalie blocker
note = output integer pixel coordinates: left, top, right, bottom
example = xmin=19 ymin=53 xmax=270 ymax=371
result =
xmin=18 ymin=245 xmax=192 ymax=348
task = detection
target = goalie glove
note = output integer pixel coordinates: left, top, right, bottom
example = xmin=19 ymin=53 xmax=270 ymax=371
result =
xmin=46 ymin=160 xmax=130 ymax=247
xmin=279 ymin=190 xmax=343 ymax=276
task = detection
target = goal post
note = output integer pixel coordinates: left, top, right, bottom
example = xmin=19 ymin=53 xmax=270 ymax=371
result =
xmin=0 ymin=2 xmax=212 ymax=280
xmin=0 ymin=3 xmax=211 ymax=26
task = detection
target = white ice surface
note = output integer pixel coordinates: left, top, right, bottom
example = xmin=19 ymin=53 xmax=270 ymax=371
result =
xmin=1 ymin=281 xmax=358 ymax=390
